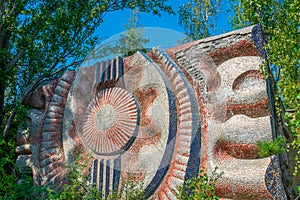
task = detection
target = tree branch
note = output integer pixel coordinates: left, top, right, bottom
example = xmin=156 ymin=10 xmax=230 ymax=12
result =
xmin=6 ymin=0 xmax=17 ymax=19
xmin=3 ymin=108 xmax=16 ymax=138
xmin=49 ymin=59 xmax=84 ymax=78
xmin=8 ymin=50 xmax=23 ymax=68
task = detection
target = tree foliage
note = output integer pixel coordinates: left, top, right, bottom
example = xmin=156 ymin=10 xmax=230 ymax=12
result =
xmin=179 ymin=0 xmax=300 ymax=175
xmin=88 ymin=8 xmax=149 ymax=61
xmin=178 ymin=0 xmax=221 ymax=40
xmin=175 ymin=167 xmax=223 ymax=200
xmin=0 ymin=0 xmax=173 ymax=137
xmin=1 ymin=0 xmax=299 ymax=197
xmin=0 ymin=0 xmax=173 ymax=196
xmin=232 ymin=0 xmax=300 ymax=174
xmin=116 ymin=9 xmax=149 ymax=57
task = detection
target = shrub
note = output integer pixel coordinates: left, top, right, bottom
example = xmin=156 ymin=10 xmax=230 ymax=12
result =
xmin=257 ymin=136 xmax=286 ymax=158
xmin=175 ymin=167 xmax=223 ymax=200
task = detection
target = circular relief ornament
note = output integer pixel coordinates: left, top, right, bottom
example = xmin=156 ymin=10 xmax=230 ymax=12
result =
xmin=83 ymin=87 xmax=139 ymax=156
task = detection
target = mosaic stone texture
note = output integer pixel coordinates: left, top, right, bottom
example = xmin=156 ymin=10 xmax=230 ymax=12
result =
xmin=17 ymin=25 xmax=287 ymax=199
xmin=83 ymin=87 xmax=139 ymax=155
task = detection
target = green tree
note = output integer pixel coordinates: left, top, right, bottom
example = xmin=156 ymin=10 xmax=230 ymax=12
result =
xmin=88 ymin=8 xmax=150 ymax=60
xmin=231 ymin=0 xmax=300 ymax=174
xmin=178 ymin=0 xmax=222 ymax=40
xmin=116 ymin=9 xmax=149 ymax=57
xmin=178 ymin=0 xmax=299 ymax=175
xmin=0 ymin=0 xmax=173 ymax=196
xmin=0 ymin=0 xmax=173 ymax=137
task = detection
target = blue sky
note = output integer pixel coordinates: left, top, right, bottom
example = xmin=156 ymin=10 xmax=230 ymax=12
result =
xmin=97 ymin=1 xmax=234 ymax=39
xmin=87 ymin=0 xmax=235 ymax=63
xmin=97 ymin=1 xmax=185 ymax=37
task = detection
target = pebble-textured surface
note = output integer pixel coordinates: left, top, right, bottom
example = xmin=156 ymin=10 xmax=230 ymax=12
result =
xmin=18 ymin=25 xmax=287 ymax=199
xmin=83 ymin=87 xmax=139 ymax=155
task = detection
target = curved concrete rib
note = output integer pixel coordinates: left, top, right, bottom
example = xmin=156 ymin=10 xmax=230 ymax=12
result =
xmin=215 ymin=157 xmax=272 ymax=200
xmin=212 ymin=114 xmax=273 ymax=199
xmin=216 ymin=115 xmax=272 ymax=159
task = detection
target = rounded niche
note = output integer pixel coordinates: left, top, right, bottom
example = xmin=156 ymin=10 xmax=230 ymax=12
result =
xmin=232 ymin=70 xmax=265 ymax=95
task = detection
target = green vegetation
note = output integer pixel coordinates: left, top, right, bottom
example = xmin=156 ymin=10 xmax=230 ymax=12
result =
xmin=0 ymin=1 xmax=173 ymax=136
xmin=1 ymin=151 xmax=146 ymax=200
xmin=179 ymin=0 xmax=300 ymax=176
xmin=231 ymin=0 xmax=300 ymax=174
xmin=257 ymin=136 xmax=286 ymax=158
xmin=0 ymin=105 xmax=28 ymax=197
xmin=1 ymin=0 xmax=299 ymax=198
xmin=0 ymin=0 xmax=173 ymax=198
xmin=112 ymin=9 xmax=149 ymax=57
xmin=88 ymin=9 xmax=150 ymax=60
xmin=178 ymin=0 xmax=299 ymax=197
xmin=178 ymin=0 xmax=221 ymax=41
xmin=2 ymin=152 xmax=219 ymax=200
xmin=175 ymin=167 xmax=223 ymax=200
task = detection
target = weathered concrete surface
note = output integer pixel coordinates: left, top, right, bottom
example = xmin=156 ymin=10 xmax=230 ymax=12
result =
xmin=17 ymin=25 xmax=287 ymax=199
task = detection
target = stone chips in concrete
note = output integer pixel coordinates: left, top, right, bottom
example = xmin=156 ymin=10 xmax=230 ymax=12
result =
xmin=17 ymin=25 xmax=287 ymax=199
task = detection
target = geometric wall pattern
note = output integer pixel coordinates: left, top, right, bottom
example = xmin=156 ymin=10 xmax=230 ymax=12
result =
xmin=17 ymin=25 xmax=287 ymax=199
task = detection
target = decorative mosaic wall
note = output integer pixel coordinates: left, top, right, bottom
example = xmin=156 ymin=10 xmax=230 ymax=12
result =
xmin=16 ymin=25 xmax=287 ymax=199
